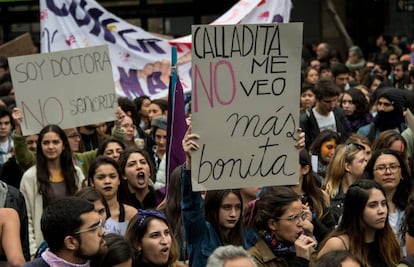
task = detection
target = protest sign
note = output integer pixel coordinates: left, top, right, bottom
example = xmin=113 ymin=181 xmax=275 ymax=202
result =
xmin=191 ymin=23 xmax=303 ymax=191
xmin=9 ymin=45 xmax=117 ymax=135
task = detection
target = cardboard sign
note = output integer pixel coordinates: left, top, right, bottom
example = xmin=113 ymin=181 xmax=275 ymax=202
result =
xmin=9 ymin=45 xmax=117 ymax=135
xmin=191 ymin=23 xmax=303 ymax=191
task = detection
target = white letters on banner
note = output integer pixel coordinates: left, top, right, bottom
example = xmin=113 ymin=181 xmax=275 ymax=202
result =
xmin=40 ymin=0 xmax=292 ymax=99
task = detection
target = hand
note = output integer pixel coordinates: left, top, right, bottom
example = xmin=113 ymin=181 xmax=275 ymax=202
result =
xmin=302 ymin=203 xmax=312 ymax=221
xmin=295 ymin=128 xmax=305 ymax=150
xmin=12 ymin=107 xmax=23 ymax=135
xmin=115 ymin=107 xmax=126 ymax=128
xmin=182 ymin=126 xmax=200 ymax=169
xmin=294 ymin=234 xmax=317 ymax=260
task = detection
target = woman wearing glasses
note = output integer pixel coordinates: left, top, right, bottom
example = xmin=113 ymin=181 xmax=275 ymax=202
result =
xmin=317 ymin=179 xmax=401 ymax=267
xmin=364 ymin=149 xmax=412 ymax=255
xmin=323 ymin=142 xmax=367 ymax=224
xmin=247 ymin=186 xmax=316 ymax=267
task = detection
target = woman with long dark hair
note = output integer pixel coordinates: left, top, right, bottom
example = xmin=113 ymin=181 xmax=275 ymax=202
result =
xmin=20 ymin=124 xmax=84 ymax=257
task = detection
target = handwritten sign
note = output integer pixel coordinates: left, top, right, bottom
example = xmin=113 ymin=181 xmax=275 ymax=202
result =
xmin=191 ymin=23 xmax=303 ymax=191
xmin=9 ymin=45 xmax=117 ymax=135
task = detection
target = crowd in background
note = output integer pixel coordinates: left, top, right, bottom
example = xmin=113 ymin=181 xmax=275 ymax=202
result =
xmin=1 ymin=32 xmax=414 ymax=267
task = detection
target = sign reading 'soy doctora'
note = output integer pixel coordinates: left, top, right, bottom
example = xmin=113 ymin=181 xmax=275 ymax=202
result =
xmin=191 ymin=23 xmax=303 ymax=191
xmin=9 ymin=45 xmax=117 ymax=136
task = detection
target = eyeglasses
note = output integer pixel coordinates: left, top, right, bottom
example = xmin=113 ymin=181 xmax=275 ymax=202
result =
xmin=276 ymin=211 xmax=307 ymax=224
xmin=67 ymin=134 xmax=81 ymax=140
xmin=73 ymin=218 xmax=103 ymax=235
xmin=373 ymin=164 xmax=401 ymax=174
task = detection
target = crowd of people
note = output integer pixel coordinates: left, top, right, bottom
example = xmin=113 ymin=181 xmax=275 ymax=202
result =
xmin=1 ymin=32 xmax=414 ymax=267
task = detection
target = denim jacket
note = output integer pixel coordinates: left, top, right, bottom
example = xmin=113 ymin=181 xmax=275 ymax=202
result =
xmin=181 ymin=168 xmax=222 ymax=267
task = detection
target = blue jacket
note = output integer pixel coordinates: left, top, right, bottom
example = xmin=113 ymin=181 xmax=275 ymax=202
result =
xmin=181 ymin=168 xmax=222 ymax=267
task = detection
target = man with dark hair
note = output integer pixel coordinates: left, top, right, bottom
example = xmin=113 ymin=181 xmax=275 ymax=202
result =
xmin=24 ymin=197 xmax=106 ymax=267
xmin=300 ymin=78 xmax=350 ymax=149
xmin=332 ymin=63 xmax=350 ymax=91
xmin=0 ymin=105 xmax=14 ymax=166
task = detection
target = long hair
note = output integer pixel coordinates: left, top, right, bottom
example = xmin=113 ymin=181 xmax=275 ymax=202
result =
xmin=341 ymin=88 xmax=370 ymax=117
xmin=117 ymin=147 xmax=156 ymax=205
xmin=318 ymin=179 xmax=401 ymax=267
xmin=36 ymin=124 xmax=78 ymax=207
xmin=324 ymin=143 xmax=364 ymax=198
xmin=364 ymin=149 xmax=412 ymax=211
xmin=126 ymin=210 xmax=180 ymax=266
xmin=300 ymin=149 xmax=324 ymax=219
xmin=157 ymin=166 xmax=185 ymax=250
xmin=204 ymin=189 xmax=244 ymax=246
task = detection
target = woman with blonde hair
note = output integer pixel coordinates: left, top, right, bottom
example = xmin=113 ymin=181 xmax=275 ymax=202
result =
xmin=323 ymin=143 xmax=367 ymax=224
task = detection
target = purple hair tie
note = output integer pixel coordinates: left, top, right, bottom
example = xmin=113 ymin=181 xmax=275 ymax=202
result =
xmin=138 ymin=209 xmax=167 ymax=226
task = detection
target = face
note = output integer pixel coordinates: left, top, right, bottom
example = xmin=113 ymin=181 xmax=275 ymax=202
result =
xmin=341 ymin=93 xmax=356 ymax=116
xmin=388 ymin=54 xmax=399 ymax=65
xmin=271 ymin=200 xmax=304 ymax=243
xmin=224 ymin=257 xmax=256 ymax=267
xmin=372 ymin=154 xmax=402 ymax=192
xmin=300 ymin=89 xmax=315 ymax=110
xmin=348 ymin=51 xmax=359 ymax=64
xmin=139 ymin=99 xmax=151 ymax=119
xmin=306 ymin=69 xmax=319 ymax=84
xmin=310 ymin=60 xmax=320 ymax=70
xmin=75 ymin=211 xmax=106 ymax=259
xmin=96 ymin=123 xmax=108 ymax=134
xmin=345 ymin=150 xmax=367 ymax=179
xmin=139 ymin=218 xmax=171 ymax=266
xmin=317 ymin=96 xmax=338 ymax=115
xmin=91 ymin=164 xmax=120 ymax=200
xmin=93 ymin=200 xmax=107 ymax=225
xmin=361 ymin=143 xmax=372 ymax=162
xmin=65 ymin=128 xmax=81 ymax=152
xmin=103 ymin=142 xmax=123 ymax=161
xmin=154 ymin=128 xmax=167 ymax=154
xmin=124 ymin=152 xmax=151 ymax=191
xmin=41 ymin=132 xmax=64 ymax=161
xmin=26 ymin=134 xmax=39 ymax=152
xmin=393 ymin=64 xmax=404 ymax=80
xmin=121 ymin=116 xmax=136 ymax=141
xmin=148 ymin=103 xmax=163 ymax=121
xmin=320 ymin=139 xmax=337 ymax=163
xmin=335 ymin=73 xmax=349 ymax=90
xmin=376 ymin=97 xmax=394 ymax=112
xmin=219 ymin=193 xmax=242 ymax=232
xmin=0 ymin=115 xmax=12 ymax=140
xmin=363 ymin=188 xmax=387 ymax=230
xmin=370 ymin=78 xmax=382 ymax=93
xmin=320 ymin=69 xmax=333 ymax=79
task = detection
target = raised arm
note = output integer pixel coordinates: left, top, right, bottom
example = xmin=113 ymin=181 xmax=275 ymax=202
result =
xmin=12 ymin=108 xmax=35 ymax=170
